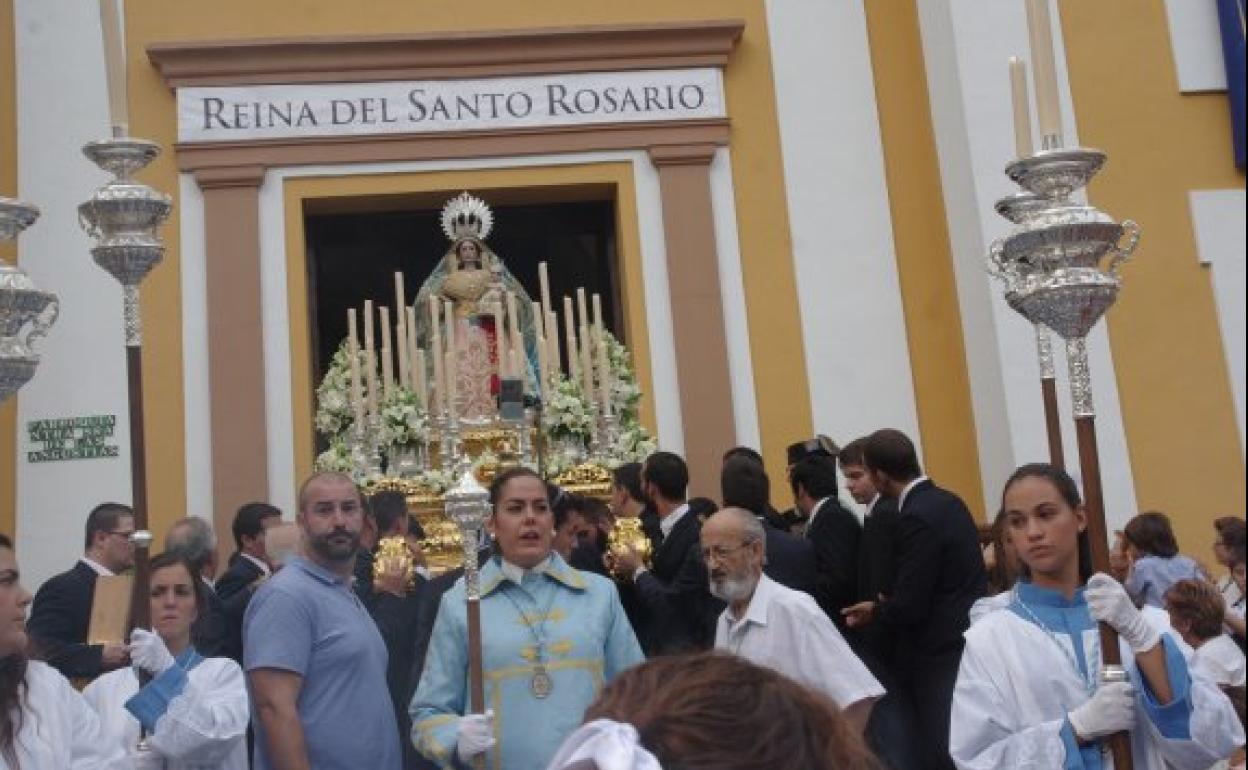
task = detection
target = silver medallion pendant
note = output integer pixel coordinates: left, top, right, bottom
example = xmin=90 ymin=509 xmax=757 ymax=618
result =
xmin=531 ymin=666 xmax=554 ymax=699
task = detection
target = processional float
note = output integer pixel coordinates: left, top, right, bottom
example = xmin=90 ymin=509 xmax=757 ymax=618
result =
xmin=986 ymin=1 xmax=1141 ymax=767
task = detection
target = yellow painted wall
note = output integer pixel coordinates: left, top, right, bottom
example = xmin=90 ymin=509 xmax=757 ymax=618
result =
xmin=862 ymin=0 xmax=986 ymax=518
xmin=124 ymin=0 xmax=813 ymax=504
xmin=1 ymin=0 xmax=17 ymax=539
xmin=1060 ymin=0 xmax=1246 ymax=569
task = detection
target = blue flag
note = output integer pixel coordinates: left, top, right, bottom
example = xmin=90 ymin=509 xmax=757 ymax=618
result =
xmin=1216 ymin=0 xmax=1246 ymax=167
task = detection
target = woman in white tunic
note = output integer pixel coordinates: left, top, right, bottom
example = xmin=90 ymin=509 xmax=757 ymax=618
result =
xmin=950 ymin=463 xmax=1244 ymax=770
xmin=0 ymin=533 xmax=125 ymax=769
xmin=83 ymin=551 xmax=249 ymax=769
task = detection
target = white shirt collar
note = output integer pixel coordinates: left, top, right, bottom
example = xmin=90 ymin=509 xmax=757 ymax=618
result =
xmin=80 ymin=557 xmax=114 ymax=577
xmin=865 ymin=494 xmax=881 ymax=516
xmin=726 ymin=573 xmax=777 ymax=630
xmin=898 ymin=476 xmax=930 ymax=511
xmin=500 ymin=555 xmax=552 ymax=585
xmin=807 ymin=497 xmax=833 ymax=528
xmin=241 ymin=552 xmax=272 ymax=577
xmin=659 ymin=503 xmax=690 ymax=539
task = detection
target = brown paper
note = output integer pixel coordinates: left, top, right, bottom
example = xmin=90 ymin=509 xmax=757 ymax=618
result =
xmin=87 ymin=574 xmax=133 ymax=645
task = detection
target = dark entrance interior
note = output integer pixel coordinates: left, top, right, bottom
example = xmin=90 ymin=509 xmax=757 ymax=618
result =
xmin=305 ymin=187 xmax=621 ymax=392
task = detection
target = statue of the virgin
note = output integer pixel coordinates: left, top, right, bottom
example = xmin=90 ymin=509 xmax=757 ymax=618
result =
xmin=413 ymin=192 xmax=540 ymax=423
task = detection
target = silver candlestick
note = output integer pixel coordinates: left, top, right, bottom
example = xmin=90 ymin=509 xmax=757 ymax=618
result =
xmin=0 ymin=198 xmax=59 ymax=404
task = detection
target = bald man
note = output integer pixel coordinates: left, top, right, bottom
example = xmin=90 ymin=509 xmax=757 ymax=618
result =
xmin=703 ymin=507 xmax=884 ymax=732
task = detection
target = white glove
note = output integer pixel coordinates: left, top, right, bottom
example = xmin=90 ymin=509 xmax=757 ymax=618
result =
xmin=128 ymin=628 xmax=175 ymax=676
xmin=129 ymin=745 xmax=167 ymax=770
xmin=456 ymin=710 xmax=496 ymax=764
xmin=1085 ymin=572 xmax=1161 ymax=653
xmin=1068 ymin=681 xmax=1136 ymax=741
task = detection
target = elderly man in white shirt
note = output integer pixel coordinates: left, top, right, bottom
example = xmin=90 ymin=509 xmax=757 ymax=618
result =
xmin=704 ymin=506 xmax=884 ymax=732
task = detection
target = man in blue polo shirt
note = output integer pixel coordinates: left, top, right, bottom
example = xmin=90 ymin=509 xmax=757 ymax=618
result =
xmin=244 ymin=471 xmax=402 ymax=770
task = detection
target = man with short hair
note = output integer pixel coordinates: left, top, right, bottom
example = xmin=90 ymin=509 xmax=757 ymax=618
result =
xmin=28 ymin=502 xmax=135 ymax=679
xmin=611 ymin=461 xmax=659 ymax=548
xmin=842 ymin=428 xmax=985 ymax=770
xmin=165 ymin=515 xmax=234 ymax=658
xmin=613 ymin=451 xmax=718 ymax=655
xmin=721 ymin=455 xmax=816 ymax=595
xmin=244 ymin=472 xmax=402 ymax=770
xmin=790 ymin=455 xmax=861 ymax=630
xmin=704 ymin=507 xmax=883 ymax=733
xmin=214 ymin=503 xmax=282 ymax=651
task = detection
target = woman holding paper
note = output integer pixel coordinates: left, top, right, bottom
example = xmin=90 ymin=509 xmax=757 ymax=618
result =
xmin=83 ymin=551 xmax=249 ymax=769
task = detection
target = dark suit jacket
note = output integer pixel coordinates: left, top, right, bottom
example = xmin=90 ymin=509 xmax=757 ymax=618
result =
xmin=854 ymin=496 xmax=902 ymax=680
xmin=876 ymin=480 xmax=986 ymax=667
xmin=759 ymin=518 xmax=817 ymax=596
xmin=212 ymin=556 xmax=266 ymax=663
xmin=28 ymin=561 xmax=105 ymax=679
xmin=805 ymin=497 xmax=862 ymax=627
xmin=632 ymin=510 xmax=719 ymax=655
xmin=192 ymin=579 xmax=236 ymax=660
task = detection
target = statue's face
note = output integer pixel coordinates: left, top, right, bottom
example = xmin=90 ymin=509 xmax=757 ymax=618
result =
xmin=457 ymin=240 xmax=482 ymax=269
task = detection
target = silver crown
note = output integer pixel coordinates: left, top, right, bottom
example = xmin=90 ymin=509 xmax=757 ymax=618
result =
xmin=440 ymin=192 xmax=494 ymax=243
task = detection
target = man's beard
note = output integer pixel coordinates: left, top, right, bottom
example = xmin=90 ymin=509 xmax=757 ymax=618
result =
xmin=308 ymin=528 xmax=361 ymax=563
xmin=709 ymin=572 xmax=756 ymax=604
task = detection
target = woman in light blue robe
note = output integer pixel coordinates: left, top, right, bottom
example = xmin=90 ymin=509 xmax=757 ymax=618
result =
xmin=410 ymin=467 xmax=644 ymax=770
xmin=951 ymin=464 xmax=1243 ymax=770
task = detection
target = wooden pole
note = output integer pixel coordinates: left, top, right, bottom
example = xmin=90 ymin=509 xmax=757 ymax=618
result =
xmin=1066 ymin=337 xmax=1131 ymax=770
xmin=1041 ymin=378 xmax=1065 ymax=469
xmin=125 ymin=343 xmax=150 ymax=631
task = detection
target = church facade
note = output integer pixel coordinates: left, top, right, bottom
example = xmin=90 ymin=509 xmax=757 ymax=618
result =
xmin=2 ymin=0 xmax=1243 ymax=589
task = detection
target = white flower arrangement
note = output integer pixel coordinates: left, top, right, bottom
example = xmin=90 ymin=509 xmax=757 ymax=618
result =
xmin=314 ymin=439 xmax=355 ymax=475
xmin=315 ymin=341 xmax=374 ymax=444
xmin=543 ymin=374 xmax=595 ymax=439
xmin=600 ymin=331 xmax=655 ymax=465
xmin=378 ymin=386 xmax=430 ymax=450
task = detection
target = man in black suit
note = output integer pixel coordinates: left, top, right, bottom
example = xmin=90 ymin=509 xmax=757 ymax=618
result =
xmin=214 ymin=502 xmax=281 ymax=662
xmin=612 ymin=451 xmax=718 ymax=655
xmin=165 ymin=516 xmax=236 ymax=659
xmin=721 ymin=455 xmax=817 ymax=596
xmin=842 ymin=429 xmax=986 ymax=770
xmin=790 ymin=455 xmax=861 ymax=630
xmin=28 ymin=502 xmax=135 ymax=679
xmin=778 ymin=436 xmax=839 ymax=532
xmin=610 ymin=462 xmax=660 ymax=550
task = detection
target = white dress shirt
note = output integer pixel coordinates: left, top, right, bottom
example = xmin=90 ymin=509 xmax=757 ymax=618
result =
xmin=897 ymin=475 xmax=930 ymax=511
xmin=1192 ymin=633 xmax=1247 ymax=688
xmin=80 ymin=557 xmax=115 ymax=577
xmin=240 ymin=552 xmax=271 ymax=578
xmin=658 ymin=503 xmax=690 ymax=539
xmin=715 ymin=574 xmax=884 ymax=711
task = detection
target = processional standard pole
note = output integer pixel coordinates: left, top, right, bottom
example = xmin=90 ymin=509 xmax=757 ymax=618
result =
xmin=990 ymin=141 xmax=1141 ymax=769
xmin=445 ymin=468 xmax=491 ymax=770
xmin=0 ymin=200 xmax=60 ymax=406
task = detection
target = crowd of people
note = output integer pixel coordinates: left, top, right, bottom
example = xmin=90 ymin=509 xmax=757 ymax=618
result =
xmin=0 ymin=427 xmax=1243 ymax=769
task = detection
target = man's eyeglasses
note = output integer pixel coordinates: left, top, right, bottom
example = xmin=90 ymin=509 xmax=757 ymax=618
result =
xmin=108 ymin=530 xmax=136 ymax=540
xmin=700 ymin=540 xmax=757 ymax=564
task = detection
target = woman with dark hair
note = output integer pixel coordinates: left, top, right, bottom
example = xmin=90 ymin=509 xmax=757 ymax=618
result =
xmin=82 ymin=550 xmax=248 ymax=768
xmin=547 ymin=651 xmax=880 ymax=770
xmin=0 ymin=533 xmax=124 ymax=768
xmin=950 ymin=464 xmax=1243 ymax=769
xmin=411 ymin=467 xmax=644 ymax=770
xmin=1214 ymin=517 xmax=1247 ymax=609
xmin=1122 ymin=511 xmax=1205 ymax=608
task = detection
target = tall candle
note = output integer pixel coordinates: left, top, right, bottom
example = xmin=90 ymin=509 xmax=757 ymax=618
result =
xmin=380 ymin=306 xmax=394 ymax=399
xmin=414 ymin=348 xmax=427 ymax=408
xmin=429 ymin=296 xmax=443 ymax=413
xmin=576 ymin=288 xmax=590 ymax=336
xmin=347 ymin=309 xmax=365 ymax=425
xmin=592 ymin=294 xmax=612 ymax=414
xmin=546 ymin=310 xmax=561 ymax=375
xmin=1008 ymin=57 xmax=1034 ymax=158
xmin=536 ymin=332 xmax=549 ymax=396
xmin=563 ymin=296 xmax=579 ymax=384
xmin=505 ymin=291 xmax=521 ymax=379
xmin=538 ymin=261 xmax=553 ymax=324
xmin=1025 ymin=0 xmax=1062 ymax=145
xmin=405 ymin=306 xmax=419 ymax=390
xmin=579 ymin=323 xmax=594 ymax=404
xmin=363 ymin=300 xmax=379 ymax=418
xmin=532 ymin=301 xmax=546 ymax=389
xmin=98 ymin=0 xmax=128 ymax=135
xmin=445 ymin=349 xmax=458 ymax=420
xmin=394 ymin=273 xmax=409 ymax=387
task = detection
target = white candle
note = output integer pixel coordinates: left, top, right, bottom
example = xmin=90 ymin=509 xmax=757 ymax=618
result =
xmin=429 ymin=296 xmax=443 ymax=413
xmin=576 ymin=288 xmax=590 ymax=337
xmin=414 ymin=348 xmax=427 ymax=408
xmin=1008 ymin=57 xmax=1035 ymax=158
xmin=563 ymin=296 xmax=579 ymax=384
xmin=405 ymin=306 xmax=419 ymax=390
xmin=532 ymin=301 xmax=546 ymax=389
xmin=98 ymin=0 xmax=128 ymax=135
xmin=537 ymin=332 xmax=549 ymax=396
xmin=579 ymin=324 xmax=594 ymax=404
xmin=592 ymin=294 xmax=612 ymax=414
xmin=445 ymin=349 xmax=458 ymax=419
xmin=394 ymin=273 xmax=408 ymax=387
xmin=538 ymin=261 xmax=553 ymax=324
xmin=380 ymin=306 xmax=395 ymax=399
xmin=505 ymin=291 xmax=521 ymax=378
xmin=1025 ymin=0 xmax=1062 ymax=145
xmin=347 ymin=309 xmax=365 ymax=425
xmin=363 ymin=300 xmax=378 ymax=418
xmin=546 ymin=310 xmax=561 ymax=375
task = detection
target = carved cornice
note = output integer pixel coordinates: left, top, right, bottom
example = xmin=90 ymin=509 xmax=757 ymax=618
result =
xmin=147 ymin=21 xmax=745 ymax=88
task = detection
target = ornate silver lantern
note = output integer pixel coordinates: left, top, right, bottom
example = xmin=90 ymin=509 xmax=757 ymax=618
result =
xmin=0 ymin=198 xmax=59 ymax=403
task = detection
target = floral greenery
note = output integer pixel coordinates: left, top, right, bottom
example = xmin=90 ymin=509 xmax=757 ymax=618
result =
xmin=315 ymin=437 xmax=355 ymax=475
xmin=543 ymin=374 xmax=596 ymax=439
xmin=378 ymin=386 xmax=430 ymax=449
xmin=314 ymin=342 xmax=371 ymax=440
xmin=600 ymin=331 xmax=656 ymax=465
